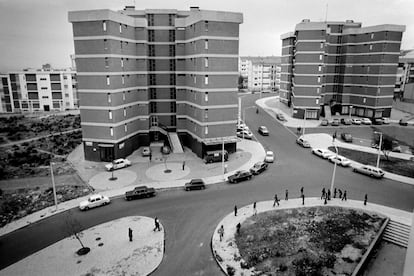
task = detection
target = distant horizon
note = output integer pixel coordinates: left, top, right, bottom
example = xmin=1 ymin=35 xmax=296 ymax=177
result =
xmin=0 ymin=0 xmax=413 ymax=72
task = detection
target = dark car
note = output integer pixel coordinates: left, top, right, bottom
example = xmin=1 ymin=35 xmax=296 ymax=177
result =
xmin=276 ymin=113 xmax=286 ymax=121
xmin=340 ymin=118 xmax=352 ymax=125
xmin=125 ymin=186 xmax=156 ymax=201
xmin=258 ymin=126 xmax=269 ymax=136
xmin=250 ymin=161 xmax=268 ymax=175
xmin=204 ymin=150 xmax=228 ymax=163
xmin=372 ymin=118 xmax=383 ymax=125
xmin=399 ymin=118 xmax=408 ymax=126
xmin=184 ymin=179 xmax=206 ymax=191
xmin=340 ymin=133 xmax=353 ymax=143
xmin=228 ymin=170 xmax=252 ymax=183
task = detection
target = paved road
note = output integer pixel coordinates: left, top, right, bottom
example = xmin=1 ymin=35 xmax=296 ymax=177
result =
xmin=1 ymin=94 xmax=413 ymax=275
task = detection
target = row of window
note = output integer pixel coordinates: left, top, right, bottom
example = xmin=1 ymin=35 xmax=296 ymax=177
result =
xmin=103 ymin=19 xmax=208 ymax=32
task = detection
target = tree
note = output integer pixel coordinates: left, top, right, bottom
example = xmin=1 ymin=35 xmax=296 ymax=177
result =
xmin=63 ymin=210 xmax=90 ymax=255
xmin=372 ymin=133 xmax=394 ymax=161
xmin=237 ymin=75 xmax=245 ymax=90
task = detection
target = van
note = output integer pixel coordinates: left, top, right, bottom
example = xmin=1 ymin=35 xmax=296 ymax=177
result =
xmin=204 ymin=150 xmax=228 ymax=163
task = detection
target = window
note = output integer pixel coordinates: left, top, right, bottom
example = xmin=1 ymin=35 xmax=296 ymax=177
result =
xmin=205 ymin=21 xmax=208 ymax=32
xmin=123 ymin=92 xmax=126 ymax=101
xmin=319 ymin=54 xmax=323 ymax=61
xmin=205 ymin=126 xmax=208 ymax=135
xmin=104 ymin=39 xmax=108 ymax=50
xmin=42 ymin=96 xmax=48 ymax=99
xmin=205 ymin=109 xmax=208 ymax=119
xmin=205 ymin=39 xmax=208 ymax=50
xmin=124 ymin=124 xmax=128 ymax=132
xmin=369 ymin=45 xmax=373 ymax=51
xmin=205 ymin=92 xmax=208 ymax=102
xmin=205 ymin=57 xmax=208 ymax=67
xmin=103 ymin=21 xmax=107 ymax=31
xmin=123 ymin=108 xmax=126 ymax=117
xmin=105 ymin=58 xmax=109 ymax=68
xmin=109 ymin=111 xmax=112 ymax=119
xmin=110 ymin=127 xmax=113 ymax=136
xmin=318 ymin=65 xmax=322 ymax=72
xmin=363 ymin=98 xmax=366 ymax=103
xmin=107 ymin=93 xmax=111 ymax=103
xmin=320 ymin=42 xmax=324 ymax=49
xmin=63 ymin=76 xmax=67 ymax=80
xmin=371 ymin=33 xmax=374 ymax=39
xmin=121 ymin=58 xmax=124 ymax=68
xmin=316 ymin=99 xmax=319 ymax=104
xmin=106 ymin=76 xmax=110 ymax=86
xmin=119 ymin=24 xmax=122 ymax=33
xmin=205 ymin=75 xmax=208 ymax=85
xmin=317 ymin=76 xmax=321 ymax=83
xmin=122 ymin=75 xmax=125 ymax=85
xmin=194 ymin=75 xmax=196 ymax=84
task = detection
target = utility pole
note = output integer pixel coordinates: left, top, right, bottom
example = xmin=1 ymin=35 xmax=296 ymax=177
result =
xmin=50 ymin=162 xmax=58 ymax=211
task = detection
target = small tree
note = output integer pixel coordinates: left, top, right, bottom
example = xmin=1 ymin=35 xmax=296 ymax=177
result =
xmin=63 ymin=210 xmax=90 ymax=255
xmin=372 ymin=133 xmax=394 ymax=161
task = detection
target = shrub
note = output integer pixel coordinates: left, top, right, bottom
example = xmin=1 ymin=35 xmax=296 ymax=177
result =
xmin=226 ymin=265 xmax=235 ymax=276
xmin=279 ymin=263 xmax=288 ymax=272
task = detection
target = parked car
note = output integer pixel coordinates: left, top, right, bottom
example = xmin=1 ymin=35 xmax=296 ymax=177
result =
xmin=125 ymin=186 xmax=156 ymax=201
xmin=105 ymin=158 xmax=131 ymax=171
xmin=79 ymin=194 xmax=110 ymax=211
xmin=296 ymin=136 xmax=311 ymax=148
xmin=161 ymin=146 xmax=171 ymax=154
xmin=361 ymin=118 xmax=372 ymax=125
xmin=328 ymin=155 xmax=351 ymax=167
xmin=340 ymin=118 xmax=352 ymax=125
xmin=331 ymin=119 xmax=340 ymax=126
xmin=184 ymin=179 xmax=206 ymax=191
xmin=352 ymin=165 xmax=384 ymax=178
xmin=312 ymin=148 xmax=335 ymax=159
xmin=204 ymin=150 xmax=228 ymax=163
xmin=258 ymin=126 xmax=269 ymax=136
xmin=142 ymin=147 xmax=151 ymax=157
xmin=381 ymin=118 xmax=390 ymax=124
xmin=250 ymin=161 xmax=268 ymax=175
xmin=340 ymin=133 xmax=353 ymax=143
xmin=399 ymin=118 xmax=408 ymax=126
xmin=351 ymin=118 xmax=362 ymax=125
xmin=372 ymin=118 xmax=383 ymax=125
xmin=228 ymin=170 xmax=253 ymax=183
xmin=237 ymin=130 xmax=253 ymax=139
xmin=264 ymin=151 xmax=274 ymax=163
xmin=237 ymin=123 xmax=249 ymax=131
xmin=276 ymin=113 xmax=286 ymax=121
xmin=320 ymin=119 xmax=329 ymax=126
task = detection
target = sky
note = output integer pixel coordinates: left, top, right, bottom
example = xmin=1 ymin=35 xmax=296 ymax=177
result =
xmin=0 ymin=0 xmax=413 ymax=72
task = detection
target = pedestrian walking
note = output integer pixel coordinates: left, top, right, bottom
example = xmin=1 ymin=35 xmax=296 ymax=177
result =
xmin=302 ymin=193 xmax=305 ymax=205
xmin=332 ymin=131 xmax=337 ymax=142
xmin=334 ymin=188 xmax=337 ymax=199
xmin=182 ymin=161 xmax=185 ymax=170
xmin=128 ymin=227 xmax=133 ymax=242
xmin=234 ymin=205 xmax=238 ymax=216
xmin=149 ymin=152 xmax=152 ymax=162
xmin=327 ymin=189 xmax=331 ymax=200
xmin=285 ymin=189 xmax=288 ymax=201
xmin=338 ymin=189 xmax=343 ymax=199
xmin=300 ymin=187 xmax=304 ymax=196
xmin=324 ymin=196 xmax=327 ymax=205
xmin=273 ymin=194 xmax=279 ymax=207
xmin=218 ymin=225 xmax=224 ymax=241
xmin=154 ymin=217 xmax=161 ymax=231
xmin=236 ymin=223 xmax=241 ymax=235
xmin=253 ymin=201 xmax=257 ymax=215
xmin=321 ymin=188 xmax=326 ymax=200
xmin=342 ymin=190 xmax=347 ymax=201
xmin=364 ymin=194 xmax=368 ymax=205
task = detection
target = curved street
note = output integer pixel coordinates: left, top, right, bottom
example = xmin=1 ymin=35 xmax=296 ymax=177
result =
xmin=1 ymin=94 xmax=413 ymax=275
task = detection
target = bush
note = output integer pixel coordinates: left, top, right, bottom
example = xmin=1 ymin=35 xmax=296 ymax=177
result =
xmin=226 ymin=265 xmax=235 ymax=276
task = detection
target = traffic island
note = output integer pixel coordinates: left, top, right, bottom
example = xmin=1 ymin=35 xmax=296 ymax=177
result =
xmin=1 ymin=216 xmax=164 ymax=276
xmin=212 ymin=199 xmax=387 ymax=275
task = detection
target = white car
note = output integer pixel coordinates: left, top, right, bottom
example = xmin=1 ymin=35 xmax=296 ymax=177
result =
xmin=105 ymin=158 xmax=131 ymax=171
xmin=264 ymin=151 xmax=274 ymax=163
xmin=79 ymin=194 xmax=110 ymax=211
xmin=352 ymin=164 xmax=384 ymax=178
xmin=381 ymin=118 xmax=390 ymax=124
xmin=328 ymin=155 xmax=351 ymax=167
xmin=361 ymin=118 xmax=372 ymax=125
xmin=141 ymin=147 xmax=151 ymax=157
xmin=237 ymin=130 xmax=253 ymax=139
xmin=351 ymin=118 xmax=361 ymax=125
xmin=312 ymin=148 xmax=335 ymax=159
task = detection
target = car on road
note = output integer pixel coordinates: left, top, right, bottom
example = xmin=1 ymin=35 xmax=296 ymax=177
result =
xmin=79 ymin=194 xmax=110 ymax=211
xmin=237 ymin=130 xmax=253 ymax=139
xmin=264 ymin=151 xmax=274 ymax=163
xmin=237 ymin=123 xmax=249 ymax=131
xmin=125 ymin=186 xmax=156 ymax=201
xmin=312 ymin=148 xmax=335 ymax=159
xmin=372 ymin=118 xmax=384 ymax=125
xmin=228 ymin=170 xmax=253 ymax=183
xmin=340 ymin=118 xmax=352 ymax=125
xmin=399 ymin=118 xmax=408 ymax=126
xmin=184 ymin=179 xmax=206 ymax=191
xmin=320 ymin=119 xmax=329 ymax=126
xmin=142 ymin=147 xmax=151 ymax=157
xmin=340 ymin=133 xmax=353 ymax=143
xmin=331 ymin=119 xmax=340 ymax=126
xmin=161 ymin=146 xmax=171 ymax=154
xmin=361 ymin=118 xmax=372 ymax=125
xmin=328 ymin=155 xmax=351 ymax=167
xmin=250 ymin=161 xmax=268 ymax=175
xmin=351 ymin=118 xmax=361 ymax=125
xmin=105 ymin=158 xmax=131 ymax=171
xmin=382 ymin=118 xmax=390 ymax=124
xmin=204 ymin=150 xmax=228 ymax=163
xmin=352 ymin=165 xmax=384 ymax=178
xmin=258 ymin=126 xmax=269 ymax=136
xmin=296 ymin=136 xmax=311 ymax=148
xmin=276 ymin=113 xmax=286 ymax=121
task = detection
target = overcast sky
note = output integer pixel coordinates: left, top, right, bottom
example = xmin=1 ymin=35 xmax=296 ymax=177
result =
xmin=0 ymin=0 xmax=413 ymax=72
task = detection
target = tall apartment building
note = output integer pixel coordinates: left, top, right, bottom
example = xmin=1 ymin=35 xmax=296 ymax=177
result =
xmin=395 ymin=49 xmax=414 ymax=101
xmin=280 ymin=20 xmax=405 ymax=119
xmin=68 ymin=7 xmax=243 ymax=162
xmin=239 ymin=56 xmax=281 ymax=91
xmin=0 ymin=69 xmax=78 ymax=113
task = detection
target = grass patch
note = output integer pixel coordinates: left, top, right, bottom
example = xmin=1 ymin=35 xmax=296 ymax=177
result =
xmin=328 ymin=146 xmax=414 ymax=178
xmin=235 ymin=206 xmax=385 ymax=275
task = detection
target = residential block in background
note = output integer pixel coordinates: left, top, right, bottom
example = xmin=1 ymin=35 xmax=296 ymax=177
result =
xmin=68 ymin=6 xmax=243 ymax=161
xmin=239 ymin=56 xmax=281 ymax=92
xmin=280 ymin=19 xmax=405 ymax=119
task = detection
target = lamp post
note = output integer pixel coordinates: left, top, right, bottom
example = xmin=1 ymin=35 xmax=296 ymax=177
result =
xmin=260 ymin=59 xmax=264 ymax=99
xmin=330 ymin=142 xmax=338 ymax=195
xmin=222 ymin=137 xmax=225 ymax=180
xmin=374 ymin=131 xmax=383 ymax=168
xmin=50 ymin=162 xmax=58 ymax=211
xmin=242 ymin=106 xmax=256 ymax=139
xmin=302 ymin=108 xmax=307 ymax=136
xmin=349 ymin=105 xmax=353 ymax=119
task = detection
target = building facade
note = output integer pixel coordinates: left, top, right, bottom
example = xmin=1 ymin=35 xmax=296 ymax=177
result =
xmin=280 ymin=20 xmax=405 ymax=119
xmin=0 ymin=69 xmax=78 ymax=113
xmin=395 ymin=49 xmax=414 ymax=102
xmin=239 ymin=56 xmax=281 ymax=92
xmin=69 ymin=7 xmax=243 ymax=162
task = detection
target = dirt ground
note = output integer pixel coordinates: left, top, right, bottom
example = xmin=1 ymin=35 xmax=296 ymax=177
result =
xmin=364 ymin=241 xmax=406 ymax=276
xmin=0 ymin=173 xmax=86 ymax=191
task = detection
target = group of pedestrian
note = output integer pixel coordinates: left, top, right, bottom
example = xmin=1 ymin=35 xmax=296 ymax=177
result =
xmin=128 ymin=216 xmax=161 ymax=242
xmin=321 ymin=187 xmax=348 ymax=203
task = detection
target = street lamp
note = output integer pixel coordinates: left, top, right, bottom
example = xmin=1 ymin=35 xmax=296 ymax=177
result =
xmin=242 ymin=106 xmax=256 ymax=139
xmin=374 ymin=131 xmax=383 ymax=168
xmin=349 ymin=105 xmax=353 ymax=119
xmin=50 ymin=162 xmax=58 ymax=211
xmin=260 ymin=59 xmax=264 ymax=99
xmin=302 ymin=108 xmax=307 ymax=136
xmin=330 ymin=142 xmax=338 ymax=196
